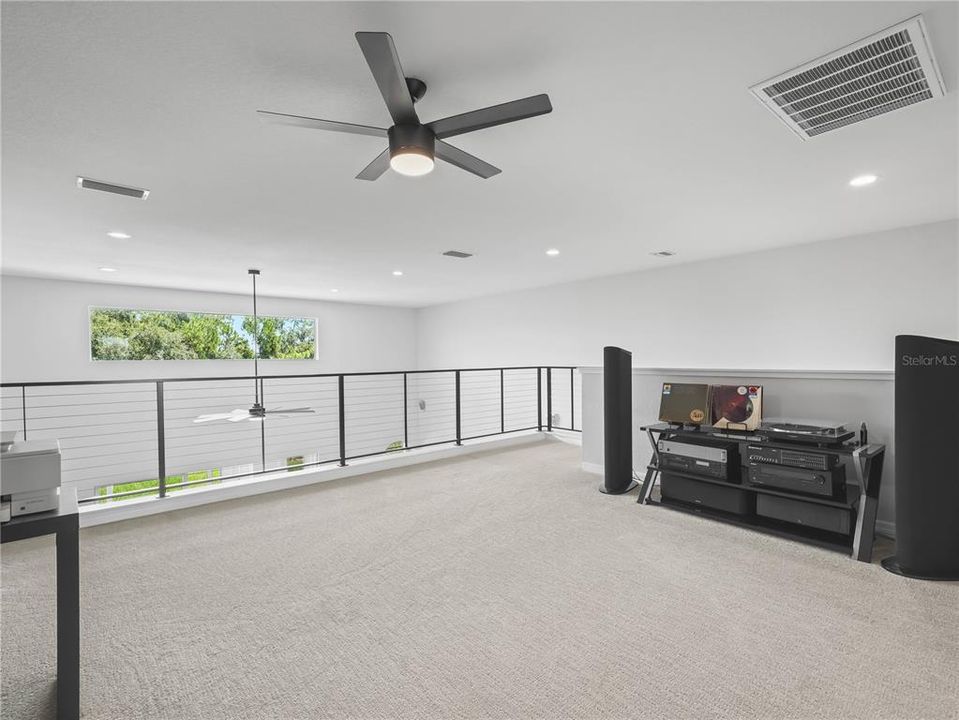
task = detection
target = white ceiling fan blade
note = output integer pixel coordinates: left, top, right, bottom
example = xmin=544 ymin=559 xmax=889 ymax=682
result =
xmin=229 ymin=412 xmax=254 ymax=422
xmin=268 ymin=408 xmax=316 ymax=420
xmin=194 ymin=409 xmax=246 ymax=424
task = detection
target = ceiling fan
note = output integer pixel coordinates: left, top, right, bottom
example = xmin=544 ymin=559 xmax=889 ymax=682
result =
xmin=258 ymin=31 xmax=552 ymax=180
xmin=194 ymin=270 xmax=316 ymax=424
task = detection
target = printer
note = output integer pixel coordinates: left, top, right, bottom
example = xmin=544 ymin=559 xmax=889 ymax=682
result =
xmin=1 ymin=437 xmax=62 ymax=518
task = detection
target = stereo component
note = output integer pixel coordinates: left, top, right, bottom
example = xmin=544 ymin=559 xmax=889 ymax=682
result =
xmin=660 ymin=473 xmax=753 ymax=515
xmin=759 ymin=419 xmax=854 ymax=445
xmin=757 ymin=494 xmax=852 ymax=535
xmin=601 ymin=346 xmax=637 ymax=495
xmin=747 ymin=463 xmax=845 ymax=498
xmin=883 ymin=334 xmax=959 ymax=580
xmin=658 ymin=439 xmax=727 ymax=464
xmin=658 ymin=436 xmax=740 ymax=483
xmin=659 ymin=454 xmax=728 ymax=480
xmin=746 ymin=445 xmax=838 ymax=471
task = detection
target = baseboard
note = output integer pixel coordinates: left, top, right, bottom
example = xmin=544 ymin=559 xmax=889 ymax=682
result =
xmin=80 ymin=431 xmax=548 ymax=528
xmin=581 ymin=461 xmax=603 ymax=475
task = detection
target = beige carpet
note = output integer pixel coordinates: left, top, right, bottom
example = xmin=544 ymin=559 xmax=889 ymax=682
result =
xmin=2 ymin=439 xmax=957 ymax=720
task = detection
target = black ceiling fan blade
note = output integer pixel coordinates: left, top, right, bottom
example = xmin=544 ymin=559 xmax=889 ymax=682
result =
xmin=355 ymin=32 xmax=419 ymax=125
xmin=356 ymin=149 xmax=391 ymax=181
xmin=257 ymin=110 xmax=387 ymax=138
xmin=434 ymin=141 xmax=501 ymax=179
xmin=427 ymin=94 xmax=552 ymax=139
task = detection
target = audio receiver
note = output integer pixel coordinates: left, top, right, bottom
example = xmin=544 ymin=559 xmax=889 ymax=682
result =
xmin=747 ymin=463 xmax=845 ymax=498
xmin=746 ymin=445 xmax=838 ymax=471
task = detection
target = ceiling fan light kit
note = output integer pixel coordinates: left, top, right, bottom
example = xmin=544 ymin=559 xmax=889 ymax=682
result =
xmin=259 ymin=31 xmax=552 ymax=180
xmin=388 ymin=124 xmax=435 ymax=176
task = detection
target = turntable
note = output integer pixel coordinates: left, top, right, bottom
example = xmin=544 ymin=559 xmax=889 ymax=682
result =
xmin=759 ymin=418 xmax=854 ymax=445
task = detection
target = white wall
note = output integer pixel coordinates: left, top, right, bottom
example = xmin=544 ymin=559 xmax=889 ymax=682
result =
xmin=416 ymin=219 xmax=958 ymax=539
xmin=0 ymin=276 xmax=419 ymax=500
xmin=415 ymin=220 xmax=959 ymax=371
xmin=0 ymin=275 xmax=417 ymax=382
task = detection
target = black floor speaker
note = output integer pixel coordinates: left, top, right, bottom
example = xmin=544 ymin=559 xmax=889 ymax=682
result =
xmin=601 ymin=346 xmax=638 ymax=495
xmin=882 ymin=335 xmax=959 ymax=580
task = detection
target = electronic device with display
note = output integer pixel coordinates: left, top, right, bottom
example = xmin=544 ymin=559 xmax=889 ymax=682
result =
xmin=658 ymin=436 xmax=740 ymax=483
xmin=746 ymin=445 xmax=839 ymax=471
xmin=746 ymin=463 xmax=845 ymax=499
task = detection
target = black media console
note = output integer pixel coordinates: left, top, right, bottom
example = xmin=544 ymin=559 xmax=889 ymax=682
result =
xmin=637 ymin=423 xmax=885 ymax=563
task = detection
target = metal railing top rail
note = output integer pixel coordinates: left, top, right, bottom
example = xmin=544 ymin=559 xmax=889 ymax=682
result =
xmin=1 ymin=366 xmax=580 ymax=388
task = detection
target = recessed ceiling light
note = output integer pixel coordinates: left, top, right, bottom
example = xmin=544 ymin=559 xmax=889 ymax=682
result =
xmin=330 ymin=288 xmax=339 ymax=293
xmin=106 ymin=231 xmax=132 ymax=239
xmin=545 ymin=249 xmax=560 ymax=256
xmin=849 ymin=174 xmax=878 ymax=187
xmin=99 ymin=267 xmax=118 ymax=273
xmin=392 ymin=270 xmax=403 ymax=276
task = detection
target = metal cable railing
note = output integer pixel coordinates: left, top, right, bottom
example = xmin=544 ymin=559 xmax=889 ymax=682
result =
xmin=0 ymin=366 xmax=581 ymax=505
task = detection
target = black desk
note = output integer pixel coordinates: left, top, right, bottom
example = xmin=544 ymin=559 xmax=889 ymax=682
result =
xmin=1 ymin=488 xmax=79 ymax=720
xmin=637 ymin=424 xmax=885 ymax=563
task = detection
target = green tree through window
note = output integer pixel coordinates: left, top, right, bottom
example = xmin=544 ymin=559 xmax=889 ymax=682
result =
xmin=90 ymin=308 xmax=315 ymax=360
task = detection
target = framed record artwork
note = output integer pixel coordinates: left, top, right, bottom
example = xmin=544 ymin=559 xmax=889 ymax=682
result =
xmin=710 ymin=384 xmax=763 ymax=431
xmin=658 ymin=383 xmax=710 ymax=425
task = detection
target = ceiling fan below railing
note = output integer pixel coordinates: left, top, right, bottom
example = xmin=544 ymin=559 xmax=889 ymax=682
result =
xmin=193 ymin=270 xmax=316 ymax=424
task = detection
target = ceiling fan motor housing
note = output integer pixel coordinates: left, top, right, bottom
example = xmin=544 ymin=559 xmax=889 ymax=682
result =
xmin=388 ymin=124 xmax=435 ymax=162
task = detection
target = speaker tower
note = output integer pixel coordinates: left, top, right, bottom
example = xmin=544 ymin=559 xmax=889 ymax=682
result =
xmin=882 ymin=335 xmax=959 ymax=580
xmin=601 ymin=346 xmax=638 ymax=495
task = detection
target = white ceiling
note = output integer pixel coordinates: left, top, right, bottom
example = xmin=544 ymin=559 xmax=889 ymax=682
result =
xmin=2 ymin=1 xmax=957 ymax=307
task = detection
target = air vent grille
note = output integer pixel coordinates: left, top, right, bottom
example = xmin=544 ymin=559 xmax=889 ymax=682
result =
xmin=76 ymin=176 xmax=150 ymax=199
xmin=442 ymin=250 xmax=473 ymax=258
xmin=750 ymin=16 xmax=945 ymax=139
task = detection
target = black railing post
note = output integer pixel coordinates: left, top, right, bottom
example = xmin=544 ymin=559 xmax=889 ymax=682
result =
xmin=156 ymin=381 xmax=166 ymax=498
xmin=500 ymin=368 xmax=505 ymax=434
xmin=259 ymin=378 xmax=266 ymax=472
xmin=338 ymin=375 xmax=347 ymax=466
xmin=546 ymin=367 xmax=553 ymax=432
xmin=403 ymin=372 xmax=409 ymax=449
xmin=536 ymin=368 xmax=542 ymax=431
xmin=570 ymin=368 xmax=575 ymax=431
xmin=455 ymin=370 xmax=462 ymax=446
xmin=20 ymin=386 xmax=27 ymax=440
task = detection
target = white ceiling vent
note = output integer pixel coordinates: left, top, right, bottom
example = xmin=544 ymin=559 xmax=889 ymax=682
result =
xmin=76 ymin=176 xmax=150 ymax=199
xmin=750 ymin=15 xmax=945 ymax=140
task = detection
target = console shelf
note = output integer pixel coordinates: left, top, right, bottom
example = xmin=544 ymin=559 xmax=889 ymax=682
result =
xmin=645 ymin=466 xmax=860 ymax=509
xmin=637 ymin=423 xmax=885 ymax=563
xmin=651 ymin=496 xmax=855 ymax=554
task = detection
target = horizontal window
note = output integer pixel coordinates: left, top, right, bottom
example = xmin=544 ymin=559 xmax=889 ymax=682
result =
xmin=90 ymin=307 xmax=316 ymax=361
